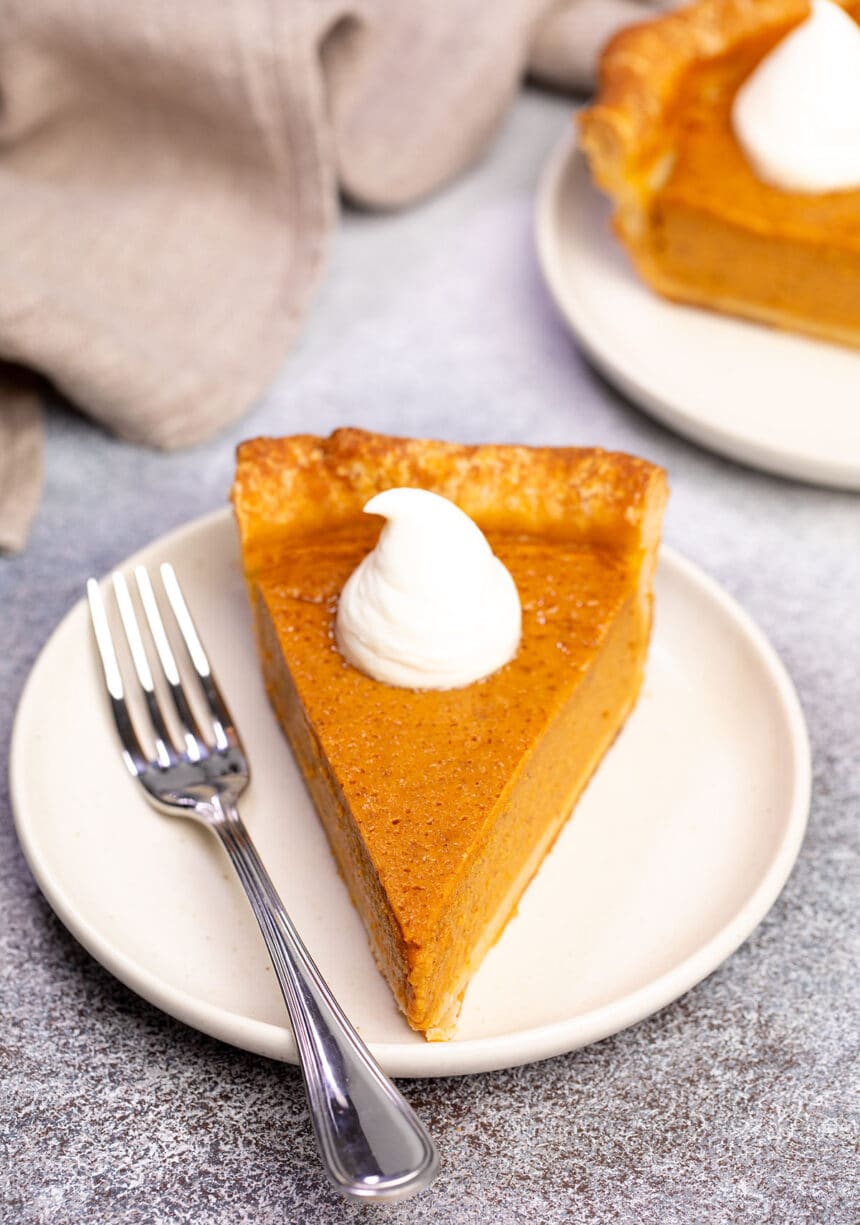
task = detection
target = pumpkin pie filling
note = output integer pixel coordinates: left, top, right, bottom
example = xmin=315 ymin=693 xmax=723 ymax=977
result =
xmin=233 ymin=430 xmax=667 ymax=1039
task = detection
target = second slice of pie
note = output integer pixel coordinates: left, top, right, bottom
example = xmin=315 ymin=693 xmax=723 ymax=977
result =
xmin=579 ymin=0 xmax=860 ymax=349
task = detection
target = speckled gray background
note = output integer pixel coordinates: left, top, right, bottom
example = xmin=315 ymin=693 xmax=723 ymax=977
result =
xmin=2 ymin=93 xmax=858 ymax=1224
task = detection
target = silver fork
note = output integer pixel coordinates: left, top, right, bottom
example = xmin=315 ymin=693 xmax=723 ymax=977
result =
xmin=86 ymin=562 xmax=439 ymax=1203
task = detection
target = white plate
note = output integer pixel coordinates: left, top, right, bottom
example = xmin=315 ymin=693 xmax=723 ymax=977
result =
xmin=536 ymin=135 xmax=860 ymax=489
xmin=11 ymin=509 xmax=810 ymax=1078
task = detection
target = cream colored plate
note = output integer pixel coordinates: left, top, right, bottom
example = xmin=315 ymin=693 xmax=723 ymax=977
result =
xmin=11 ymin=509 xmax=810 ymax=1077
xmin=536 ymin=134 xmax=860 ymax=489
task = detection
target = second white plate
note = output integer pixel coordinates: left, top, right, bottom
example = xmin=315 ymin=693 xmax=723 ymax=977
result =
xmin=536 ymin=134 xmax=860 ymax=489
xmin=11 ymin=509 xmax=810 ymax=1077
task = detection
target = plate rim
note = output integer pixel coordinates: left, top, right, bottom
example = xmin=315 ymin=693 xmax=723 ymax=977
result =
xmin=10 ymin=507 xmax=812 ymax=1078
xmin=535 ymin=130 xmax=860 ymax=491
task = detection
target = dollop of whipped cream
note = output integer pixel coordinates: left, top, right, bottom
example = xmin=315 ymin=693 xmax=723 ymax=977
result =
xmin=732 ymin=0 xmax=860 ymax=194
xmin=335 ymin=488 xmax=521 ymax=690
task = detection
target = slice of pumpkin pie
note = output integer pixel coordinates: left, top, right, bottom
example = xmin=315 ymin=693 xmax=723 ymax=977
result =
xmin=232 ymin=429 xmax=667 ymax=1039
xmin=579 ymin=0 xmax=860 ymax=349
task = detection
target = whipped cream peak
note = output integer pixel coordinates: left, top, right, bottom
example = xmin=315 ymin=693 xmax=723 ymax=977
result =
xmin=732 ymin=0 xmax=860 ymax=194
xmin=335 ymin=487 xmax=522 ymax=690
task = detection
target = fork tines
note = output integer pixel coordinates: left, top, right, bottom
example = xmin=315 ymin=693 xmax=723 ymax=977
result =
xmin=87 ymin=563 xmax=238 ymax=775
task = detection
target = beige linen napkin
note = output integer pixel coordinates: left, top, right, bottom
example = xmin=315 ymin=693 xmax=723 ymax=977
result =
xmin=0 ymin=0 xmax=669 ymax=552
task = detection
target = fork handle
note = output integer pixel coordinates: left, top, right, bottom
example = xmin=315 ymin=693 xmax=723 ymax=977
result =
xmin=211 ymin=800 xmax=439 ymax=1203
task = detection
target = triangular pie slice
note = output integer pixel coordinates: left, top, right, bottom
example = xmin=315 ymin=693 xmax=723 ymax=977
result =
xmin=232 ymin=429 xmax=668 ymax=1040
xmin=579 ymin=0 xmax=860 ymax=349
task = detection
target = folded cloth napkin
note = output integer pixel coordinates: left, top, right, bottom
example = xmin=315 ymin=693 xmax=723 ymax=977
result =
xmin=0 ymin=0 xmax=671 ymax=552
